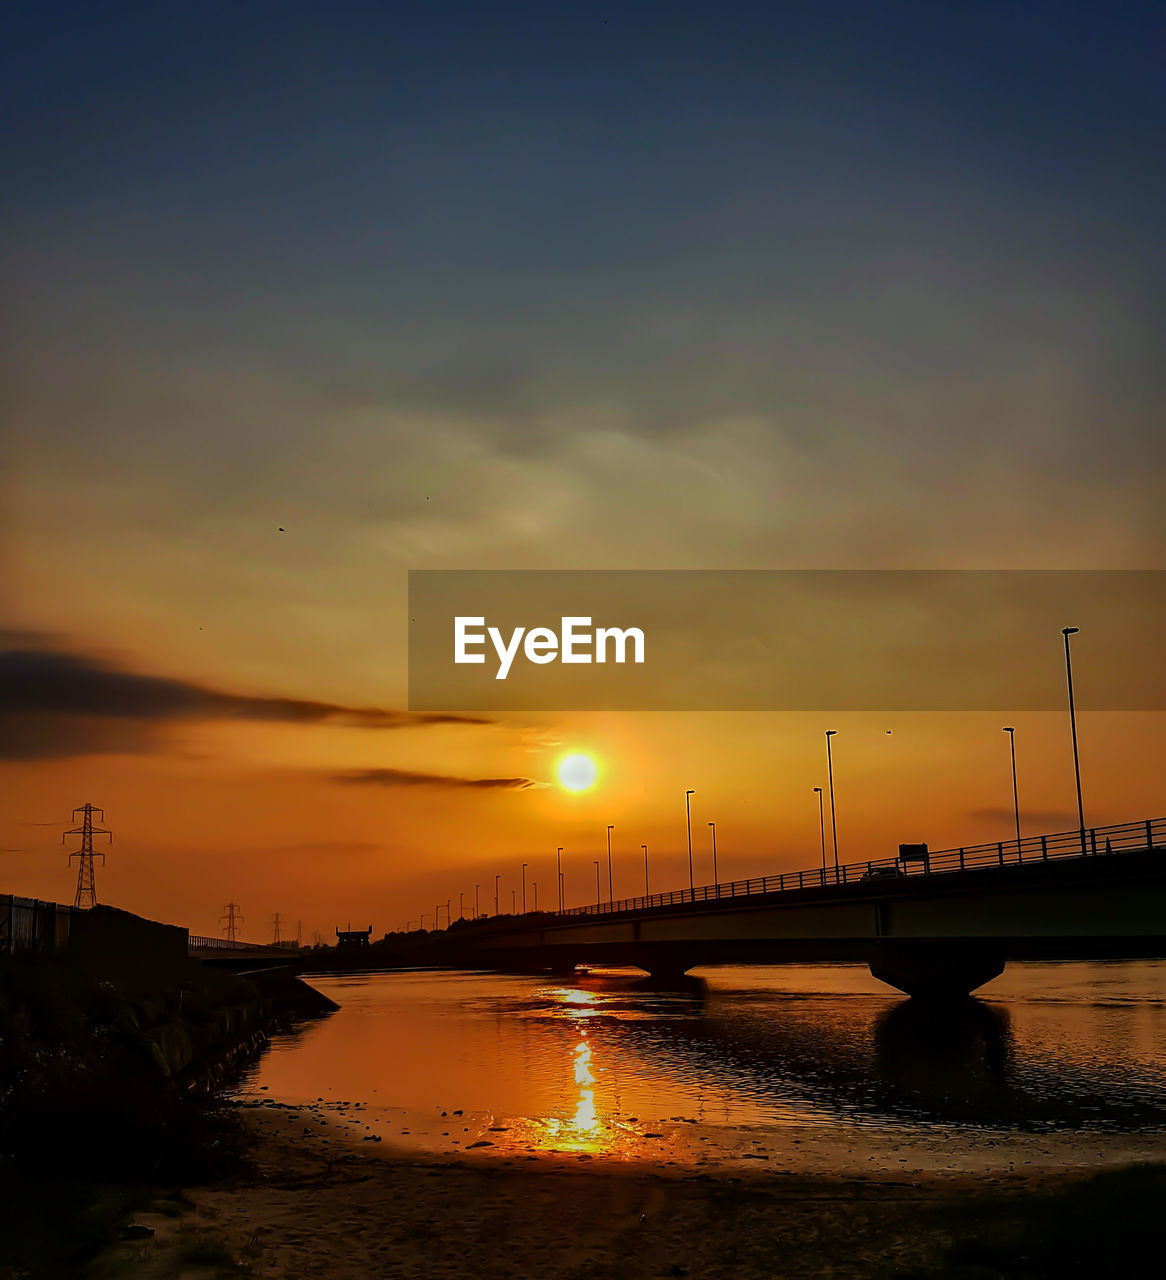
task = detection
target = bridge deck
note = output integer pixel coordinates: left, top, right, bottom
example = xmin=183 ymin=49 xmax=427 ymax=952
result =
xmin=555 ymin=817 xmax=1165 ymax=922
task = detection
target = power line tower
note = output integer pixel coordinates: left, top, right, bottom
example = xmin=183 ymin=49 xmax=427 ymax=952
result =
xmin=63 ymin=804 xmax=112 ymax=909
xmin=221 ymin=901 xmax=244 ymax=943
xmin=272 ymin=912 xmax=283 ymax=945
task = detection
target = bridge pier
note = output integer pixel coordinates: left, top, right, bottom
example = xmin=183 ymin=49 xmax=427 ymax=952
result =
xmin=868 ymin=939 xmax=1005 ymax=1001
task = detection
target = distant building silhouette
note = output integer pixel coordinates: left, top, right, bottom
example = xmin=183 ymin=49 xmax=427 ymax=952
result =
xmin=336 ymin=923 xmax=372 ymax=949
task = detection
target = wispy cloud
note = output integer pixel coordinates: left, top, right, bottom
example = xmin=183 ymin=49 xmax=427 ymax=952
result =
xmin=333 ymin=768 xmax=541 ymax=791
xmin=0 ymin=636 xmax=489 ymax=760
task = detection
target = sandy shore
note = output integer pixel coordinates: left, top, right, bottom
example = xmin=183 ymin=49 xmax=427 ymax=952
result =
xmin=80 ymin=1101 xmax=1082 ymax=1280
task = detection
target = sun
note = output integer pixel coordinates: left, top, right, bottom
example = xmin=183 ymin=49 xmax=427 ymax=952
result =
xmin=557 ymin=752 xmax=599 ymax=793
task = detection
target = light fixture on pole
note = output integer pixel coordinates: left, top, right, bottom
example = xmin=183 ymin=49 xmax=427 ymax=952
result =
xmin=606 ymin=824 xmax=614 ymax=902
xmin=708 ymin=821 xmax=718 ymax=887
xmin=1061 ymin=627 xmax=1087 ymax=853
xmin=685 ymin=789 xmax=695 ymax=893
xmin=642 ymin=843 xmax=649 ymax=897
xmin=521 ymin=862 xmax=527 ymax=913
xmin=556 ymin=847 xmax=563 ymax=913
xmin=494 ymin=873 xmax=500 ymax=917
xmin=813 ymin=786 xmax=826 ymax=876
xmin=825 ymin=731 xmax=839 ymax=882
xmin=1002 ymin=727 xmax=1021 ymax=853
xmin=593 ymin=859 xmax=601 ymax=908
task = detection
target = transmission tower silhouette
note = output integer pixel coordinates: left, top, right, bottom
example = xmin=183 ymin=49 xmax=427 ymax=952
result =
xmin=63 ymin=804 xmax=112 ymax=909
xmin=221 ymin=901 xmax=244 ymax=943
xmin=272 ymin=912 xmax=283 ymax=944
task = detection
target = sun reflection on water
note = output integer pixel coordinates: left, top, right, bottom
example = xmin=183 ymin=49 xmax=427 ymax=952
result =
xmin=572 ymin=1033 xmax=598 ymax=1133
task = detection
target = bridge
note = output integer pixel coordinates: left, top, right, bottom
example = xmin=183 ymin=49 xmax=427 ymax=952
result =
xmin=188 ymin=935 xmax=306 ymax=969
xmin=460 ymin=817 xmax=1166 ymax=999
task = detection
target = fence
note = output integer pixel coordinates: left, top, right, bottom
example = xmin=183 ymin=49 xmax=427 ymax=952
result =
xmin=560 ymin=817 xmax=1166 ymax=919
xmin=1 ymin=895 xmax=73 ymax=954
xmin=188 ymin=934 xmax=301 ymax=952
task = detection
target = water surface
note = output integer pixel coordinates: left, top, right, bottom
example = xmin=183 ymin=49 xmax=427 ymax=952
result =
xmin=232 ymin=962 xmax=1166 ymax=1173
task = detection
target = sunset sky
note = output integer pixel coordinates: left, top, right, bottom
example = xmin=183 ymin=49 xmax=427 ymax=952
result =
xmin=2 ymin=2 xmax=1162 ymax=941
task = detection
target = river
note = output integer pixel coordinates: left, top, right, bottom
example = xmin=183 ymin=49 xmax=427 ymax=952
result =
xmin=230 ymin=961 xmax=1166 ymax=1174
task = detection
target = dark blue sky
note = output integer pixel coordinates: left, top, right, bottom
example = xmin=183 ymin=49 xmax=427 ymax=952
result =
xmin=3 ymin=1 xmax=1163 ymax=683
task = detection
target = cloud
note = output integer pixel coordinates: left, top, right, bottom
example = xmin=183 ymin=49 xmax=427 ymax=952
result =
xmin=333 ymin=768 xmax=540 ymax=791
xmin=0 ymin=638 xmax=489 ymax=761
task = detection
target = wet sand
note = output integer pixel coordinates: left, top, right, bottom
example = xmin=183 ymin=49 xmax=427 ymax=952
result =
xmin=84 ymin=1101 xmax=1095 ymax=1280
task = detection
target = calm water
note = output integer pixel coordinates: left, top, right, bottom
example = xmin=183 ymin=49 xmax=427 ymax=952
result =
xmin=232 ymin=963 xmax=1166 ymax=1172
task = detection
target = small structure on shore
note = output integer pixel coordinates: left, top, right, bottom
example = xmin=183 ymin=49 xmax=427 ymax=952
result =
xmin=335 ymin=923 xmax=373 ymax=949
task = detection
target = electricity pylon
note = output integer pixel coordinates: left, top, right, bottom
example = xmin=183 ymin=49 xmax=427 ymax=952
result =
xmin=63 ymin=804 xmax=112 ymax=909
xmin=221 ymin=902 xmax=244 ymax=943
xmin=272 ymin=912 xmax=283 ymax=944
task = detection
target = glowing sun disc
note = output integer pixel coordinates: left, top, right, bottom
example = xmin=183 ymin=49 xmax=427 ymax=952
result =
xmin=557 ymin=753 xmax=598 ymax=793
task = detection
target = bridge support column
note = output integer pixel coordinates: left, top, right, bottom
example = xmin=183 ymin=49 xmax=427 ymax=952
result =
xmin=868 ymin=939 xmax=1005 ymax=1001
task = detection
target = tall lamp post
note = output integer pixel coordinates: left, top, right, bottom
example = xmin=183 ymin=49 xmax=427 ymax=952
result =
xmin=1002 ymin=727 xmax=1021 ymax=852
xmin=593 ymin=859 xmax=601 ymax=908
xmin=474 ymin=883 xmax=480 ymax=919
xmin=494 ymin=874 xmax=500 ymax=917
xmin=825 ymin=731 xmax=839 ymax=882
xmin=532 ymin=881 xmax=538 ymax=911
xmin=813 ymin=786 xmax=826 ymax=879
xmin=685 ymin=789 xmax=695 ymax=893
xmin=708 ymin=821 xmax=718 ymax=888
xmin=521 ymin=862 xmax=528 ymax=913
xmin=642 ymin=843 xmax=649 ymax=898
xmin=606 ymin=825 xmax=614 ymax=903
xmin=556 ymin=847 xmax=563 ymax=913
xmin=1061 ymin=627 xmax=1086 ymax=853
xmin=459 ymin=890 xmax=465 ymax=921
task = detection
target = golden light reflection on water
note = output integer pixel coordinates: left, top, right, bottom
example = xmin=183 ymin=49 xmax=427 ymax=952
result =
xmin=571 ymin=1034 xmax=598 ymax=1133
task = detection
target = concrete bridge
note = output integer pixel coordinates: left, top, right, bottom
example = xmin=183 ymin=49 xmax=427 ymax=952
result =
xmin=460 ymin=818 xmax=1166 ymax=999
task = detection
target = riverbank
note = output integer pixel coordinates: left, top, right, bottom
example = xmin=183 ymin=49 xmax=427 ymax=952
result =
xmin=81 ymin=1102 xmax=1166 ymax=1279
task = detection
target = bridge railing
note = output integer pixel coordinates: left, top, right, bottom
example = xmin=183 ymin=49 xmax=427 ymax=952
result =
xmin=558 ymin=816 xmax=1166 ymax=919
xmin=188 ymin=935 xmax=301 ymax=952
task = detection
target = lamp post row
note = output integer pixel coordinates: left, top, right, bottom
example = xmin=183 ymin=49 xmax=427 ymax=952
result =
xmin=415 ymin=627 xmax=1087 ymax=926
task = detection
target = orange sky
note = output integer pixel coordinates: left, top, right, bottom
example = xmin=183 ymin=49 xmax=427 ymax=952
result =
xmin=3 ymin=2 xmax=1162 ymax=943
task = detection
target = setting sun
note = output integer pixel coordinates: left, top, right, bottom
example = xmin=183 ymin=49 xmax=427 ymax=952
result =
xmin=557 ymin=752 xmax=599 ymax=793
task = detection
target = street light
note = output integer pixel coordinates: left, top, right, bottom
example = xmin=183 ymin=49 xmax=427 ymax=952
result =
xmin=532 ymin=881 xmax=538 ymax=911
xmin=521 ymin=862 xmax=528 ymax=913
xmin=474 ymin=883 xmax=480 ymax=918
xmin=593 ymin=859 xmax=601 ymax=908
xmin=459 ymin=890 xmax=464 ymax=920
xmin=708 ymin=821 xmax=718 ymax=889
xmin=494 ymin=873 xmax=500 ymax=917
xmin=685 ymin=789 xmax=695 ymax=893
xmin=825 ymin=731 xmax=839 ymax=882
xmin=813 ymin=786 xmax=826 ymax=879
xmin=642 ymin=843 xmax=649 ymax=898
xmin=556 ymin=848 xmax=563 ymax=913
xmin=606 ymin=824 xmax=614 ymax=902
xmin=1002 ymin=727 xmax=1021 ymax=853
xmin=1061 ymin=627 xmax=1087 ymax=853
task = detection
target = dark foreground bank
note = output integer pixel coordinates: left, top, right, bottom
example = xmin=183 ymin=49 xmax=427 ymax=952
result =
xmin=0 ymin=908 xmax=336 ymax=1278
xmin=62 ymin=1103 xmax=1166 ymax=1280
